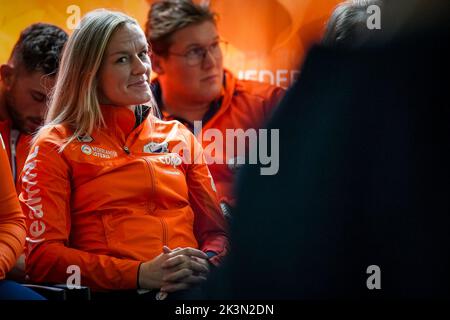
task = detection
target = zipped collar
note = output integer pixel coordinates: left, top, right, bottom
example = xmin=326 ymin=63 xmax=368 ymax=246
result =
xmin=100 ymin=105 xmax=151 ymax=143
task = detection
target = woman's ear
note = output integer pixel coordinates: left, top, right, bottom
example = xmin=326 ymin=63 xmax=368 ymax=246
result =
xmin=151 ymin=54 xmax=165 ymax=75
xmin=0 ymin=64 xmax=16 ymax=89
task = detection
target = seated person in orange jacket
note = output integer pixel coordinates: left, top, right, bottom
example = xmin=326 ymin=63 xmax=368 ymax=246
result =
xmin=19 ymin=9 xmax=228 ymax=297
xmin=145 ymin=0 xmax=285 ymax=209
xmin=0 ymin=22 xmax=67 ymax=283
xmin=0 ymin=134 xmax=44 ymax=300
xmin=0 ymin=23 xmax=67 ymax=186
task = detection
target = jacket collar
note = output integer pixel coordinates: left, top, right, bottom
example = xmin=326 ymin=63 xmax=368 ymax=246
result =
xmin=100 ymin=105 xmax=138 ymax=140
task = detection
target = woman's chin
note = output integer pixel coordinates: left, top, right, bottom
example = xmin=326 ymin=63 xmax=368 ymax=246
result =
xmin=126 ymin=94 xmax=152 ymax=106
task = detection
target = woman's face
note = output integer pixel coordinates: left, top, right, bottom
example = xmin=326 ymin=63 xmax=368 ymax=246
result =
xmin=97 ymin=23 xmax=151 ymax=107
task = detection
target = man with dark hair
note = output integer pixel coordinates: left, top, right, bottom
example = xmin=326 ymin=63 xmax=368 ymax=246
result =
xmin=146 ymin=0 xmax=285 ymax=210
xmin=0 ymin=23 xmax=67 ymax=282
xmin=0 ymin=23 xmax=68 ymax=184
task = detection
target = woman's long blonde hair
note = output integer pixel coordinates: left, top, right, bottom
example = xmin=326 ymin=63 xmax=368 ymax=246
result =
xmin=36 ymin=9 xmax=156 ymax=149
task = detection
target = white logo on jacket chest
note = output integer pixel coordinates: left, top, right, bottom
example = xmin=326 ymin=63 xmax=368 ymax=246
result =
xmin=157 ymin=154 xmax=182 ymax=168
xmin=81 ymin=145 xmax=92 ymax=155
xmin=81 ymin=144 xmax=118 ymax=159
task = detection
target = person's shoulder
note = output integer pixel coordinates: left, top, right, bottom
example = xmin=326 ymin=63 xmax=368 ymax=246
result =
xmin=32 ymin=124 xmax=71 ymax=147
xmin=228 ymin=71 xmax=286 ymax=101
xmin=236 ymin=77 xmax=281 ymax=91
xmin=150 ymin=115 xmax=193 ymax=138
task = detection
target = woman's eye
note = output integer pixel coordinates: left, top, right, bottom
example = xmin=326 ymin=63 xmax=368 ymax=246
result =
xmin=138 ymin=51 xmax=149 ymax=59
xmin=117 ymin=56 xmax=128 ymax=63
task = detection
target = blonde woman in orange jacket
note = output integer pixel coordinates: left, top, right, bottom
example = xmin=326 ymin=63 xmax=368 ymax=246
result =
xmin=19 ymin=10 xmax=228 ymax=297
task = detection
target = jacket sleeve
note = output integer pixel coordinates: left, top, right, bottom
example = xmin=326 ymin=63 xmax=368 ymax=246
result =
xmin=184 ymin=129 xmax=229 ymax=266
xmin=0 ymin=135 xmax=26 ymax=280
xmin=19 ymin=132 xmax=140 ymax=291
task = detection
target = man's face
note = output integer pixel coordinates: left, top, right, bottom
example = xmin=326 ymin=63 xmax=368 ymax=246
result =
xmin=155 ymin=21 xmax=224 ymax=105
xmin=4 ymin=67 xmax=54 ymax=134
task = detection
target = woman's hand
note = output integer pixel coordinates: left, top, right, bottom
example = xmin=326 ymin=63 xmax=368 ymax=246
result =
xmin=160 ymin=246 xmax=210 ymax=292
xmin=138 ymin=246 xmax=209 ymax=292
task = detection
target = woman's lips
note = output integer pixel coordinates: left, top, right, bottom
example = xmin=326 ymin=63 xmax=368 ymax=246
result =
xmin=128 ymin=80 xmax=149 ymax=88
xmin=201 ymin=74 xmax=219 ymax=82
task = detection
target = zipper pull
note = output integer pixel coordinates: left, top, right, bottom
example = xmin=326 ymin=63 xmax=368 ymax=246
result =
xmin=123 ymin=146 xmax=130 ymax=154
xmin=10 ymin=129 xmax=20 ymax=181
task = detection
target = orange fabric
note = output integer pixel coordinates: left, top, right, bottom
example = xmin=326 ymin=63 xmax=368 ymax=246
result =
xmin=19 ymin=105 xmax=228 ymax=291
xmin=160 ymin=70 xmax=285 ymax=206
xmin=0 ymin=134 xmax=26 ymax=280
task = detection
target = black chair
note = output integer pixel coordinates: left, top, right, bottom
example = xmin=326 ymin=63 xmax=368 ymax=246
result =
xmin=23 ymin=284 xmax=91 ymax=301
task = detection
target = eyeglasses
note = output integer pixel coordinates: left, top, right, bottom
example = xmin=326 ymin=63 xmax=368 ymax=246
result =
xmin=167 ymin=40 xmax=227 ymax=66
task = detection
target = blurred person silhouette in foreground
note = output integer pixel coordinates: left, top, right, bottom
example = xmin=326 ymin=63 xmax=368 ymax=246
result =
xmin=209 ymin=0 xmax=450 ymax=299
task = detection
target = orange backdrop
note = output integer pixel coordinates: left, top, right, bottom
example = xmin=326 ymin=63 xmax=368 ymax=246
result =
xmin=0 ymin=0 xmax=341 ymax=88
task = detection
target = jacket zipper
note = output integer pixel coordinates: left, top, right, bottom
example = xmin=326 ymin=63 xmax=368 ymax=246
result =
xmin=10 ymin=129 xmax=20 ymax=181
xmin=122 ymin=113 xmax=168 ymax=246
xmin=142 ymin=156 xmax=168 ymax=246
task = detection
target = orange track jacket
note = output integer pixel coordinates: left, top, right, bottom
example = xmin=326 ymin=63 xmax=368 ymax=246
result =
xmin=19 ymin=105 xmax=228 ymax=291
xmin=0 ymin=134 xmax=26 ymax=279
xmin=157 ymin=70 xmax=285 ymax=206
